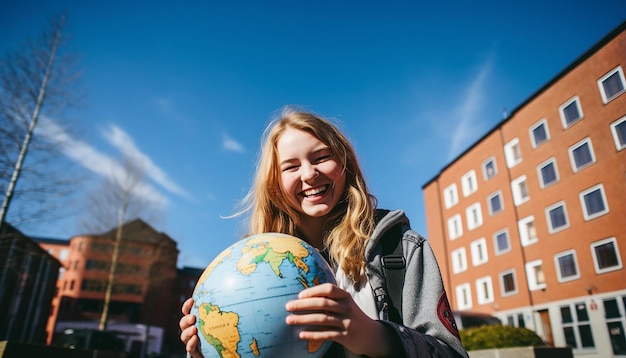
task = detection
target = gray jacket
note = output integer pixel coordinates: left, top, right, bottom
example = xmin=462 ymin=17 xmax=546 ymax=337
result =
xmin=364 ymin=209 xmax=469 ymax=358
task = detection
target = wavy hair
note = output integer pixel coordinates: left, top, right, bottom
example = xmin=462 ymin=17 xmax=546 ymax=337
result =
xmin=237 ymin=106 xmax=377 ymax=282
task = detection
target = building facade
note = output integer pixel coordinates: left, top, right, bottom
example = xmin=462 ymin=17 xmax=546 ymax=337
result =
xmin=422 ymin=22 xmax=626 ymax=357
xmin=0 ymin=224 xmax=61 ymax=344
xmin=36 ymin=219 xmax=181 ymax=356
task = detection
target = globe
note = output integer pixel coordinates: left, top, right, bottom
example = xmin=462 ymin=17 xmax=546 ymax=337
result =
xmin=191 ymin=232 xmax=337 ymax=358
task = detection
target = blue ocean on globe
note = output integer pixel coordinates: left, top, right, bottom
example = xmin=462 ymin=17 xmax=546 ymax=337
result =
xmin=191 ymin=232 xmax=337 ymax=358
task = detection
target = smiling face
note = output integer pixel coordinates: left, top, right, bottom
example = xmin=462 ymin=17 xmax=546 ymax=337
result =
xmin=277 ymin=127 xmax=347 ymax=220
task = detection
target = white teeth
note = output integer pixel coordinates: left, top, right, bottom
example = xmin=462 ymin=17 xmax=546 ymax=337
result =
xmin=303 ymin=185 xmax=327 ymax=197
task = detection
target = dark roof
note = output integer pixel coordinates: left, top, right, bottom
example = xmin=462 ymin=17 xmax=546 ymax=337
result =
xmin=178 ymin=266 xmax=205 ymax=277
xmin=422 ymin=20 xmax=626 ymax=189
xmin=31 ymin=237 xmax=70 ymax=246
xmin=98 ymin=218 xmax=177 ymax=246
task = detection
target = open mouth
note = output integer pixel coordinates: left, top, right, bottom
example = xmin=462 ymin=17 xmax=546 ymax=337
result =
xmin=301 ymin=185 xmax=329 ymax=198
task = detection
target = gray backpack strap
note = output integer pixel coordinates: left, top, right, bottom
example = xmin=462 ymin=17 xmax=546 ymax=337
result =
xmin=375 ymin=209 xmax=406 ymax=324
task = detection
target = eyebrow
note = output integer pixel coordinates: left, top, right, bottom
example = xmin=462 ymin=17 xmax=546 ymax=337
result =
xmin=279 ymin=147 xmax=331 ymax=167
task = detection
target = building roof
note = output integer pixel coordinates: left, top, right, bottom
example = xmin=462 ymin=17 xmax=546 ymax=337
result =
xmin=178 ymin=266 xmax=205 ymax=277
xmin=31 ymin=237 xmax=70 ymax=246
xmin=97 ymin=218 xmax=177 ymax=246
xmin=421 ymin=20 xmax=626 ymax=189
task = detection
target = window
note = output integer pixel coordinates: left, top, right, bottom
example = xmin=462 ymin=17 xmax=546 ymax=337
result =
xmin=447 ymin=214 xmax=463 ymax=240
xmin=482 ymin=157 xmax=497 ymax=180
xmin=517 ymin=313 xmax=526 ymax=328
xmin=466 ymin=202 xmax=483 ymax=230
xmin=500 ymin=270 xmax=517 ymax=296
xmin=493 ymin=229 xmax=510 ymax=255
xmin=504 ymin=138 xmax=522 ymax=168
xmin=560 ymin=303 xmax=595 ymax=350
xmin=603 ymin=297 xmax=626 ymax=355
xmin=511 ymin=175 xmax=529 ymax=205
xmin=610 ymin=115 xmax=626 ymax=151
xmin=443 ymin=184 xmax=459 ymax=209
xmin=488 ymin=191 xmax=503 ymax=215
xmin=580 ymin=184 xmax=609 ymax=220
xmin=470 ymin=238 xmax=488 ymax=266
xmin=555 ymin=250 xmax=580 ymax=282
xmin=476 ymin=276 xmax=494 ymax=305
xmin=568 ymin=138 xmax=595 ymax=172
xmin=461 ymin=170 xmax=478 ymax=197
xmin=451 ymin=248 xmax=468 ymax=273
xmin=591 ymin=237 xmax=622 ymax=274
xmin=456 ymin=283 xmax=472 ymax=310
xmin=59 ymin=249 xmax=69 ymax=261
xmin=537 ymin=158 xmax=559 ymax=188
xmin=559 ymin=96 xmax=583 ymax=128
xmin=530 ymin=119 xmax=550 ymax=148
xmin=598 ymin=66 xmax=625 ymax=103
xmin=518 ymin=216 xmax=538 ymax=246
xmin=546 ymin=201 xmax=569 ymax=234
xmin=525 ymin=259 xmax=546 ymax=291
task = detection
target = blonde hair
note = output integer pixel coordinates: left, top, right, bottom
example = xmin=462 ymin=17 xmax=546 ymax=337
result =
xmin=239 ymin=107 xmax=377 ymax=281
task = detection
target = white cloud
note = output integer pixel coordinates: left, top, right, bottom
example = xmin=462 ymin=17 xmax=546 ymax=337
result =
xmin=447 ymin=58 xmax=492 ymax=160
xmin=222 ymin=132 xmax=245 ymax=153
xmin=101 ymin=124 xmax=190 ymax=198
xmin=35 ymin=117 xmax=180 ymax=208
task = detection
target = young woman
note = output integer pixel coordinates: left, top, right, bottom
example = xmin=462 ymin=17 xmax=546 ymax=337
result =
xmin=180 ymin=108 xmax=468 ymax=358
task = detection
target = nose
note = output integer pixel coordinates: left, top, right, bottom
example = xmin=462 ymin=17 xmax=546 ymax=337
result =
xmin=301 ymin=162 xmax=318 ymax=181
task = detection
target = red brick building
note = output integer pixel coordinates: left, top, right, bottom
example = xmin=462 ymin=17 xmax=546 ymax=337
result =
xmin=36 ymin=219 xmax=183 ymax=356
xmin=422 ymin=22 xmax=625 ymax=357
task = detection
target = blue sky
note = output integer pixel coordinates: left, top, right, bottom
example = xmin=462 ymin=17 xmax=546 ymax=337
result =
xmin=2 ymin=1 xmax=624 ymax=269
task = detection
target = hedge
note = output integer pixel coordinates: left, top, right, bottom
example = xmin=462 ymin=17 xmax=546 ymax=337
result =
xmin=460 ymin=325 xmax=545 ymax=351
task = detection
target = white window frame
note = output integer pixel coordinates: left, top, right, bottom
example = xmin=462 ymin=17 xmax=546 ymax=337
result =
xmin=545 ymin=201 xmax=569 ymax=234
xmin=493 ymin=228 xmax=510 ymax=255
xmin=511 ymin=175 xmax=529 ymax=205
xmin=499 ymin=269 xmax=518 ymax=297
xmin=559 ymin=96 xmax=584 ymax=128
xmin=451 ymin=247 xmax=468 ymax=274
xmin=443 ymin=183 xmax=459 ymax=209
xmin=476 ymin=276 xmax=494 ymax=305
xmin=610 ymin=115 xmax=626 ymax=151
xmin=529 ymin=118 xmax=550 ymax=148
xmin=518 ymin=215 xmax=538 ymax=246
xmin=447 ymin=214 xmax=463 ymax=240
xmin=461 ymin=170 xmax=478 ymax=197
xmin=465 ymin=202 xmax=483 ymax=231
xmin=455 ymin=283 xmax=472 ymax=310
xmin=591 ymin=237 xmax=622 ymax=274
xmin=525 ymin=259 xmax=546 ymax=291
xmin=537 ymin=157 xmax=559 ymax=188
xmin=554 ymin=249 xmax=580 ymax=282
xmin=568 ymin=137 xmax=596 ymax=172
xmin=597 ymin=65 xmax=626 ymax=103
xmin=482 ymin=156 xmax=497 ymax=180
xmin=504 ymin=138 xmax=522 ymax=168
xmin=487 ymin=190 xmax=503 ymax=216
xmin=470 ymin=238 xmax=488 ymax=266
xmin=579 ymin=184 xmax=609 ymax=221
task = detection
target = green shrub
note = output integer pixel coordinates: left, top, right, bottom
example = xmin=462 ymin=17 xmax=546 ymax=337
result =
xmin=460 ymin=325 xmax=545 ymax=351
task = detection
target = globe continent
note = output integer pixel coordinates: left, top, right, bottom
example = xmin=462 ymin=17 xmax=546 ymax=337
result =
xmin=191 ymin=232 xmax=337 ymax=358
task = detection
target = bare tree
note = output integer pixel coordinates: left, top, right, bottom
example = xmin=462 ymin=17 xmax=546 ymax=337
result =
xmin=0 ymin=13 xmax=83 ymax=231
xmin=78 ymin=156 xmax=164 ymax=331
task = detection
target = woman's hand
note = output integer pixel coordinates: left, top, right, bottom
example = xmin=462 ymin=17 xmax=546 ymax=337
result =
xmin=179 ymin=298 xmax=204 ymax=358
xmin=285 ymin=283 xmax=400 ymax=357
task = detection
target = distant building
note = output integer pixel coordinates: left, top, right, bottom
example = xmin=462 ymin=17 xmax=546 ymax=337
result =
xmin=35 ymin=218 xmax=181 ymax=357
xmin=422 ymin=21 xmax=625 ymax=358
xmin=0 ymin=224 xmax=61 ymax=344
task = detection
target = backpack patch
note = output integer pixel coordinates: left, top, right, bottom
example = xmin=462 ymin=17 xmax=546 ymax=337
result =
xmin=437 ymin=291 xmax=461 ymax=339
